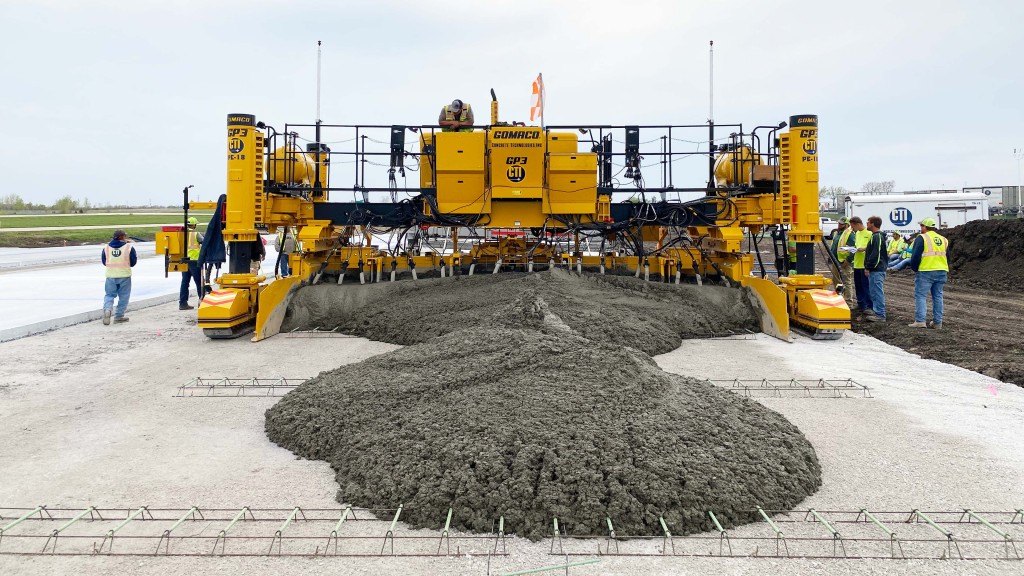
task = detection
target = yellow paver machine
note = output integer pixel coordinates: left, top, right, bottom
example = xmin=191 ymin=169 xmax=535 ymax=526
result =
xmin=163 ymin=95 xmax=850 ymax=341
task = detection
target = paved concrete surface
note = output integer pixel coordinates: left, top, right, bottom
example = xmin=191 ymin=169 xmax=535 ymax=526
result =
xmin=0 ymin=238 xmax=280 ymax=340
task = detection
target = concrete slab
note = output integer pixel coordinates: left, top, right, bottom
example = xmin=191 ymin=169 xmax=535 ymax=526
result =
xmin=0 ymin=238 xmax=281 ymax=339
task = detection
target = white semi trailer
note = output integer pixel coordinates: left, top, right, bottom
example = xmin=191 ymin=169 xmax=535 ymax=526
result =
xmin=844 ymin=191 xmax=989 ymax=235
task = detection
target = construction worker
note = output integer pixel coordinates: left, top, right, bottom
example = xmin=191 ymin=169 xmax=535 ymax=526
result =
xmin=888 ymin=233 xmax=917 ymax=271
xmin=274 ymin=229 xmax=296 ymax=276
xmin=886 ymin=232 xmax=907 ymax=263
xmin=908 ymin=217 xmax=949 ymax=329
xmin=179 ymin=216 xmax=203 ymax=310
xmin=830 ymin=217 xmax=854 ymax=265
xmin=849 ymin=216 xmax=873 ymax=316
xmin=863 ymin=216 xmax=887 ymax=322
xmin=101 ymin=230 xmax=137 ymax=325
xmin=438 ymin=99 xmax=474 ymax=132
xmin=786 ymin=234 xmax=797 ymax=274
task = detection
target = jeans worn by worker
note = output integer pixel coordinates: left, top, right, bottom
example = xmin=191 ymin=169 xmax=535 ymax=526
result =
xmin=888 ymin=253 xmax=902 ymax=265
xmin=280 ymin=254 xmax=290 ymax=276
xmin=103 ymin=277 xmax=132 ymax=319
xmin=852 ymin=268 xmax=873 ymax=311
xmin=915 ymin=270 xmax=946 ymax=324
xmin=180 ymin=260 xmax=202 ymax=306
xmin=868 ymin=270 xmax=886 ymax=319
xmin=890 ymin=257 xmax=912 ymax=271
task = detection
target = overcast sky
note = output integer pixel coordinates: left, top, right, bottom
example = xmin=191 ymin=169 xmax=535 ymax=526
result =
xmin=2 ymin=0 xmax=1022 ymax=206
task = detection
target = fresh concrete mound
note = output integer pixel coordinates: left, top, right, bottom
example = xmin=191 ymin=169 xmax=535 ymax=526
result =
xmin=268 ymin=273 xmax=821 ymax=540
xmin=281 ymin=271 xmax=760 ymax=355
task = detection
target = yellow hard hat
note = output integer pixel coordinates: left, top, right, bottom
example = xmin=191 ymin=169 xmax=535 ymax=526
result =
xmin=187 ymin=216 xmax=198 ymax=226
xmin=920 ymin=217 xmax=937 ymax=227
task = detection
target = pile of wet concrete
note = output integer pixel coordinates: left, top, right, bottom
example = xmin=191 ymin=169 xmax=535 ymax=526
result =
xmin=945 ymin=218 xmax=1024 ymax=292
xmin=267 ymin=271 xmax=821 ymax=540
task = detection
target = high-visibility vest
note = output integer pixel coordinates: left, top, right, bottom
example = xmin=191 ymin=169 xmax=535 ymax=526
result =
xmin=887 ymin=238 xmax=906 ymax=256
xmin=786 ymin=239 xmax=797 ymax=263
xmin=187 ymin=230 xmax=200 ymax=261
xmin=104 ymin=243 xmax=133 ymax=278
xmin=852 ymin=229 xmax=871 ymax=269
xmin=919 ymin=231 xmax=949 ymax=272
xmin=835 ymin=227 xmax=853 ymax=262
xmin=442 ymin=104 xmax=472 ymax=132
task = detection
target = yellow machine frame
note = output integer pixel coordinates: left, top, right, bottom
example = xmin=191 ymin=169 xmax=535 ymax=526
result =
xmin=173 ymin=108 xmax=849 ymax=341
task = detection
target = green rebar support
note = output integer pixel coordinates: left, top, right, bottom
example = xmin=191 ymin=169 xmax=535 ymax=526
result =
xmin=962 ymin=509 xmax=1020 ymax=559
xmin=500 ymin=558 xmax=600 ymax=576
xmin=909 ymin=509 xmax=962 ymax=559
xmin=0 ymin=506 xmax=50 ymax=551
xmin=323 ymin=506 xmax=353 ymax=556
xmin=707 ymin=511 xmax=732 ymax=556
xmin=438 ymin=508 xmax=453 ymax=556
xmin=211 ymin=506 xmax=253 ymax=555
xmin=659 ymin=516 xmax=675 ymax=555
xmin=550 ymin=518 xmax=563 ymax=554
xmin=807 ymin=509 xmax=846 ymax=557
xmin=757 ymin=507 xmax=790 ymax=557
xmin=42 ymin=506 xmax=100 ymax=554
xmin=380 ymin=504 xmax=403 ymax=556
xmin=155 ymin=506 xmax=202 ymax=555
xmin=96 ymin=506 xmax=151 ymax=554
xmin=858 ymin=508 xmax=904 ymax=558
xmin=494 ymin=515 xmax=506 ymax=555
xmin=267 ymin=506 xmax=306 ymax=556
xmin=604 ymin=517 xmax=618 ymax=554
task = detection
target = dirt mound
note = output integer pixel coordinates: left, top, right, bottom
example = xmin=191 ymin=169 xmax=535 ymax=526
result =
xmin=282 ymin=271 xmax=760 ymax=356
xmin=944 ymin=219 xmax=1024 ymax=293
xmin=266 ymin=324 xmax=821 ymax=540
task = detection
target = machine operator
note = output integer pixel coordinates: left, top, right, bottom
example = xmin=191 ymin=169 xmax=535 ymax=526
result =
xmin=179 ymin=216 xmax=204 ymax=310
xmin=439 ymin=99 xmax=474 ymax=132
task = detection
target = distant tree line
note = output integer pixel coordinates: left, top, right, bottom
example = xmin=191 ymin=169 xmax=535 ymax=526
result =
xmin=0 ymin=194 xmax=178 ymax=213
xmin=820 ymin=181 xmax=895 ymax=211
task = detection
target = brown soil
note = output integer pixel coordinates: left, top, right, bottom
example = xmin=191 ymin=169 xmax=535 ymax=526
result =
xmin=267 ymin=271 xmax=821 ymax=540
xmin=943 ymin=219 xmax=1024 ymax=293
xmin=852 ymin=272 xmax=1024 ymax=387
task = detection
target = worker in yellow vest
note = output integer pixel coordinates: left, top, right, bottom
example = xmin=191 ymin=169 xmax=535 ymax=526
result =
xmin=786 ymin=236 xmax=797 ymax=274
xmin=849 ymin=216 xmax=874 ymax=316
xmin=908 ymin=217 xmax=949 ymax=329
xmin=438 ymin=99 xmax=474 ymax=132
xmin=886 ymin=232 xmax=907 ymax=263
xmin=179 ymin=216 xmax=204 ymax=310
xmin=101 ymin=230 xmax=137 ymax=325
xmin=830 ymin=217 xmax=854 ymax=265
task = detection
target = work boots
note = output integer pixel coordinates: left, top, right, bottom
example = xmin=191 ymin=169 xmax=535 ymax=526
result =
xmin=180 ymin=304 xmax=195 ymax=310
xmin=908 ymin=321 xmax=927 ymax=328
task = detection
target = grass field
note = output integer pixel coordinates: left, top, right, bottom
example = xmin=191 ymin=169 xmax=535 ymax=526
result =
xmin=0 ymin=213 xmax=212 ymax=229
xmin=0 ymin=227 xmax=169 ymax=248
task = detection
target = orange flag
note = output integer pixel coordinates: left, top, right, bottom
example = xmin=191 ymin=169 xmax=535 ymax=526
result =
xmin=530 ymin=73 xmax=544 ymax=123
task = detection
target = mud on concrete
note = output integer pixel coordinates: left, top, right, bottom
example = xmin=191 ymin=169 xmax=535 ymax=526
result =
xmin=854 ymin=272 xmax=1024 ymax=387
xmin=851 ymin=219 xmax=1024 ymax=387
xmin=269 ymin=271 xmax=821 ymax=539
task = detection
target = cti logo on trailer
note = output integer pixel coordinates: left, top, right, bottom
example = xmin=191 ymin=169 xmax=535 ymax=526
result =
xmin=890 ymin=207 xmax=913 ymax=227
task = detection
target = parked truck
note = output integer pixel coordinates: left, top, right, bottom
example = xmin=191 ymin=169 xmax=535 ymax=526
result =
xmin=843 ymin=191 xmax=989 ymax=235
